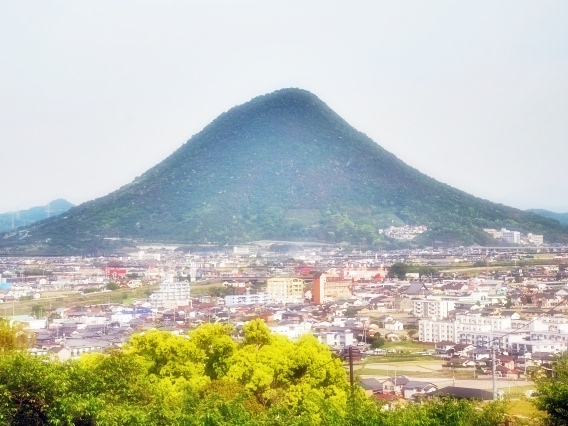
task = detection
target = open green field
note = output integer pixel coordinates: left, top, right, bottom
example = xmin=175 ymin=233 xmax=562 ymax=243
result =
xmin=1 ymin=284 xmax=160 ymax=318
xmin=382 ymin=340 xmax=434 ymax=352
xmin=1 ymin=278 xmax=228 ymax=319
xmin=505 ymin=397 xmax=547 ymax=423
xmin=357 ymin=357 xmax=480 ymax=380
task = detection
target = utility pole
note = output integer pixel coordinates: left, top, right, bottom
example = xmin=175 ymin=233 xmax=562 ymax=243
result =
xmin=491 ymin=332 xmax=498 ymax=400
xmin=349 ymin=346 xmax=354 ymax=388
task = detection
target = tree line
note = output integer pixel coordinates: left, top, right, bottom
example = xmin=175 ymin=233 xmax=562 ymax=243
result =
xmin=1 ymin=317 xmax=560 ymax=425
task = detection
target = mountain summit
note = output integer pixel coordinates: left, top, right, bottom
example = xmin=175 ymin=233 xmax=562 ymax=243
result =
xmin=2 ymin=88 xmax=566 ymax=254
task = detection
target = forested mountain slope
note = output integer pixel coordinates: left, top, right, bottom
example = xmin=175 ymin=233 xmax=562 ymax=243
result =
xmin=1 ymin=89 xmax=566 ymax=254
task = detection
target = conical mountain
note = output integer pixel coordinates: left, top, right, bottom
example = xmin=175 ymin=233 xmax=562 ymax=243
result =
xmin=2 ymin=88 xmax=566 ymax=254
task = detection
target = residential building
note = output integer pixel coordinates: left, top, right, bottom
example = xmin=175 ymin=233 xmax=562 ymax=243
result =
xmin=419 ymin=314 xmax=513 ymax=344
xmin=418 ymin=319 xmax=457 ymax=343
xmin=413 ymin=298 xmax=455 ymax=319
xmin=312 ymin=272 xmax=352 ymax=304
xmin=527 ymin=233 xmax=544 ymax=246
xmin=501 ymin=228 xmax=521 ymax=244
xmin=312 ymin=272 xmax=326 ymax=304
xmin=149 ymin=276 xmax=191 ymax=309
xmin=266 ymin=277 xmax=304 ymax=304
xmin=225 ymin=293 xmax=268 ymax=306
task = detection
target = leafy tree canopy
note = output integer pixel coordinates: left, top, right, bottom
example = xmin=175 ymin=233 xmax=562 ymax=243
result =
xmin=0 ymin=319 xmax=510 ymax=425
xmin=534 ymin=353 xmax=568 ymax=425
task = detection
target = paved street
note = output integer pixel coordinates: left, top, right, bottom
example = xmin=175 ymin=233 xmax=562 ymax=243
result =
xmin=360 ymin=373 xmax=535 ymax=394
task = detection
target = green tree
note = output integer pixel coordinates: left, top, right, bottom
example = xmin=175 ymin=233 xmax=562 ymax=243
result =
xmin=0 ymin=353 xmax=73 ymax=425
xmin=534 ymin=353 xmax=568 ymax=425
xmin=418 ymin=265 xmax=437 ymax=278
xmin=388 ymin=262 xmax=409 ymax=279
xmin=0 ymin=320 xmax=33 ymax=352
xmin=124 ymin=329 xmax=208 ymax=388
xmin=31 ymin=305 xmax=44 ymax=319
xmin=106 ymin=281 xmax=120 ymax=291
xmin=225 ymin=320 xmax=349 ymax=415
xmin=242 ymin=318 xmax=273 ymax=347
xmin=368 ymin=333 xmax=386 ymax=349
xmin=0 ymin=319 xmax=516 ymax=426
xmin=190 ymin=323 xmax=237 ymax=379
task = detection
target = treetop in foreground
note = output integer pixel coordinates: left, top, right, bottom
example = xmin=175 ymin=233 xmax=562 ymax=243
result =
xmin=0 ymin=319 xmax=512 ymax=425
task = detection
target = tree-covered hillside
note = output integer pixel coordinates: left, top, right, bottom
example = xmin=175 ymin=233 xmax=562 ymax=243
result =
xmin=0 ymin=199 xmax=73 ymax=233
xmin=528 ymin=209 xmax=568 ymax=226
xmin=1 ymin=89 xmax=566 ymax=254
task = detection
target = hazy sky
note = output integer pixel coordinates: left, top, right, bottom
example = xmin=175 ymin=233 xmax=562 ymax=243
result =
xmin=2 ymin=1 xmax=567 ymax=214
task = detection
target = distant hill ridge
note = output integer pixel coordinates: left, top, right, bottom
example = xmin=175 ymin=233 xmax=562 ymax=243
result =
xmin=0 ymin=199 xmax=74 ymax=233
xmin=1 ymin=88 xmax=567 ymax=254
xmin=527 ymin=209 xmax=568 ymax=226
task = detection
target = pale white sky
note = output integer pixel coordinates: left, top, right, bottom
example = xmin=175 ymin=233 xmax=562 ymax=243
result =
xmin=1 ymin=1 xmax=567 ymax=213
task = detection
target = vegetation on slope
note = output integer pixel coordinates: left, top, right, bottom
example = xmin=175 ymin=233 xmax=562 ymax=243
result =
xmin=0 ymin=199 xmax=73 ymax=233
xmin=528 ymin=209 xmax=568 ymax=226
xmin=1 ymin=89 xmax=567 ymax=254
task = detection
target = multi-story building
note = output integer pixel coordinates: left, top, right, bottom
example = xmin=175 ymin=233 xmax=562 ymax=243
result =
xmin=454 ymin=313 xmax=512 ymax=332
xmin=312 ymin=272 xmax=352 ymax=304
xmin=419 ymin=314 xmax=513 ymax=344
xmin=149 ymin=276 xmax=191 ymax=309
xmin=313 ymin=329 xmax=355 ymax=347
xmin=527 ymin=233 xmax=544 ymax=246
xmin=501 ymin=228 xmax=521 ymax=244
xmin=225 ymin=293 xmax=268 ymax=306
xmin=266 ymin=277 xmax=304 ymax=304
xmin=413 ymin=298 xmax=455 ymax=319
xmin=418 ymin=319 xmax=457 ymax=343
xmin=420 ymin=313 xmax=568 ymax=354
xmin=312 ymin=272 xmax=326 ymax=304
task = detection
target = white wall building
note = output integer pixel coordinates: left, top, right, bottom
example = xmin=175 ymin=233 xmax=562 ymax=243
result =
xmin=418 ymin=319 xmax=457 ymax=343
xmin=225 ymin=293 xmax=268 ymax=306
xmin=384 ymin=320 xmax=404 ymax=331
xmin=420 ymin=313 xmax=568 ymax=354
xmin=419 ymin=314 xmax=513 ymax=344
xmin=149 ymin=277 xmax=191 ymax=309
xmin=269 ymin=321 xmax=312 ymax=340
xmin=413 ymin=298 xmax=455 ymax=319
xmin=315 ymin=330 xmax=354 ymax=347
xmin=501 ymin=228 xmax=521 ymax=244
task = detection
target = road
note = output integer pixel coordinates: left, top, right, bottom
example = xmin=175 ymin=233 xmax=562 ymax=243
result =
xmin=360 ymin=372 xmax=535 ymax=394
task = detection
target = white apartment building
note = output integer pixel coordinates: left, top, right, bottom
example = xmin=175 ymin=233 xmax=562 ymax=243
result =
xmin=454 ymin=314 xmax=512 ymax=332
xmin=459 ymin=331 xmax=567 ymax=354
xmin=501 ymin=228 xmax=521 ymax=244
xmin=225 ymin=293 xmax=268 ymax=306
xmin=420 ymin=313 xmax=568 ymax=354
xmin=418 ymin=319 xmax=457 ymax=343
xmin=413 ymin=298 xmax=455 ymax=319
xmin=419 ymin=314 xmax=513 ymax=344
xmin=458 ymin=329 xmax=526 ymax=350
xmin=149 ymin=277 xmax=191 ymax=309
xmin=528 ymin=319 xmax=568 ymax=343
xmin=233 ymin=245 xmax=256 ymax=256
